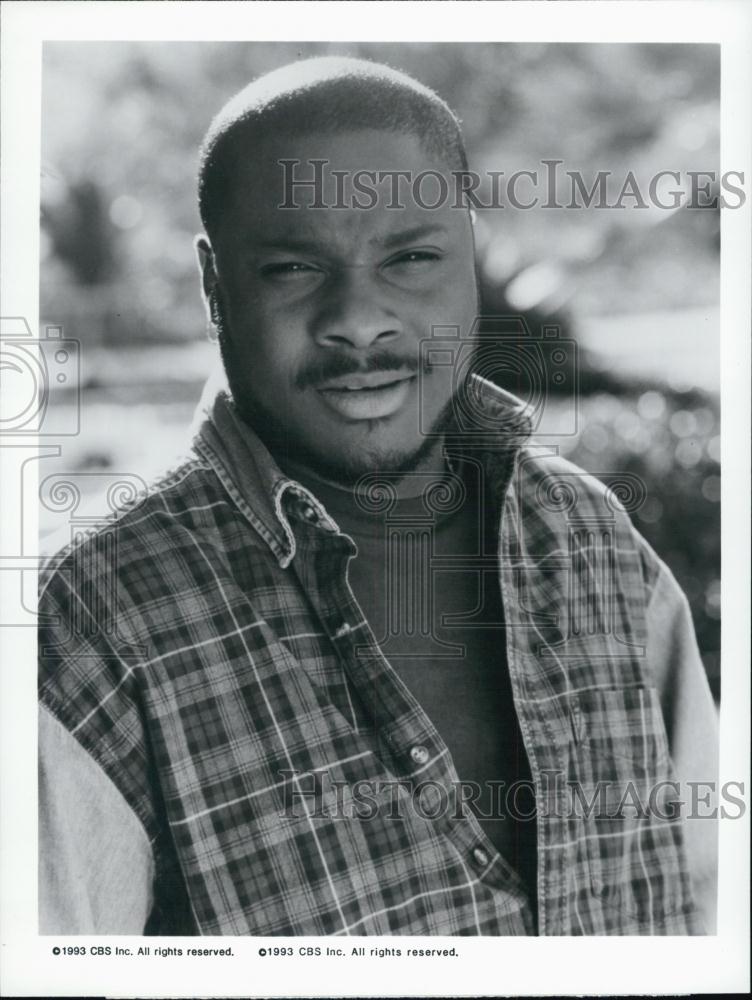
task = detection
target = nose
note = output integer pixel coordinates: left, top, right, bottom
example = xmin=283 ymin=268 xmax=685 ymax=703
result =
xmin=312 ymin=267 xmax=403 ymax=351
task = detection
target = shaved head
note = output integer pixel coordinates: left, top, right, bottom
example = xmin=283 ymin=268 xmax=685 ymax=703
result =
xmin=198 ymin=56 xmax=468 ymax=241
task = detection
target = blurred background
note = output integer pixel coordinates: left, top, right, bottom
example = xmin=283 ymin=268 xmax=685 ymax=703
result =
xmin=39 ymin=41 xmax=720 ymax=698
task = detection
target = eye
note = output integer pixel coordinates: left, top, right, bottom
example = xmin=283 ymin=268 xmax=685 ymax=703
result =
xmin=384 ymin=249 xmax=444 ymax=271
xmin=259 ymin=261 xmax=321 ymax=282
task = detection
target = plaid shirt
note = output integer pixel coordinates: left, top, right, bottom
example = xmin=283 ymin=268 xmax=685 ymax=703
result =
xmin=39 ymin=375 xmax=704 ymax=935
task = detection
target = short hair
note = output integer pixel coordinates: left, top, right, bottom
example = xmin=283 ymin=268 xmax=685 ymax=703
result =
xmin=198 ymin=56 xmax=469 ymax=239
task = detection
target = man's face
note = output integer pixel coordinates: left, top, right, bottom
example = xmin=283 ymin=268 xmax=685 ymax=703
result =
xmin=202 ymin=128 xmax=478 ymax=482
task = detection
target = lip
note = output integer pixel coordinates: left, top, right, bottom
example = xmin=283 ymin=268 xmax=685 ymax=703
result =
xmin=317 ymin=373 xmax=416 ymax=420
xmin=317 ymin=370 xmax=415 ymax=391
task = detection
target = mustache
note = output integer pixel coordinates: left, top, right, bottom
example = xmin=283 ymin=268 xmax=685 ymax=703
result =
xmin=293 ymin=348 xmax=431 ymax=391
xmin=211 ymin=298 xmax=430 ymax=392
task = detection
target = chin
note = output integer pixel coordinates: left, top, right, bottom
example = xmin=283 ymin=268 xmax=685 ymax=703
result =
xmin=311 ymin=446 xmax=406 ymax=485
xmin=319 ymin=435 xmax=440 ymax=487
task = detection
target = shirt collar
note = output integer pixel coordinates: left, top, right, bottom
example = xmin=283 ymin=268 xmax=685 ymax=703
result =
xmin=193 ymin=375 xmax=532 ymax=569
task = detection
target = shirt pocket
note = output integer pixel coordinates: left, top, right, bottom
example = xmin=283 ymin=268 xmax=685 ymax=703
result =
xmin=569 ymin=685 xmax=692 ymax=925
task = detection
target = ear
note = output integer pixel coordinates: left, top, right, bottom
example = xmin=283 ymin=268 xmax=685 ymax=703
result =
xmin=195 ymin=234 xmax=218 ymax=302
xmin=195 ymin=235 xmax=221 ymax=336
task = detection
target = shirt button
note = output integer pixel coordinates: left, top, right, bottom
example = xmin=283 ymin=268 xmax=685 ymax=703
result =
xmin=300 ymin=504 xmax=317 ymax=522
xmin=472 ymin=847 xmax=489 ymax=868
xmin=409 ymin=745 xmax=430 ymax=766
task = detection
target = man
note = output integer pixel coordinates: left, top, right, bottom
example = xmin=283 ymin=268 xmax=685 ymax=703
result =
xmin=39 ymin=56 xmax=718 ymax=936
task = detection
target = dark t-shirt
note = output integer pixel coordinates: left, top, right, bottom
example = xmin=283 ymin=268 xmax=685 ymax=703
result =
xmin=282 ymin=457 xmax=538 ymax=911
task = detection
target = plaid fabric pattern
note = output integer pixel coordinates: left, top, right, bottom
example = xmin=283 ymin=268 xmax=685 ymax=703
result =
xmin=39 ymin=376 xmax=702 ymax=935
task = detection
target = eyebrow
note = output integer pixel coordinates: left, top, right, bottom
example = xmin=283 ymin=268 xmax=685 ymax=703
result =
xmin=380 ymin=224 xmax=449 ymax=249
xmin=254 ymin=224 xmax=449 ymax=255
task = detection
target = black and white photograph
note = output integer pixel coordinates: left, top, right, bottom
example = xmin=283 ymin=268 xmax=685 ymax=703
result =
xmin=1 ymin=2 xmax=750 ymax=997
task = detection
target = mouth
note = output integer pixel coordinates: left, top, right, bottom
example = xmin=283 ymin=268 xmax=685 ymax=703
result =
xmin=316 ymin=371 xmax=417 ymax=420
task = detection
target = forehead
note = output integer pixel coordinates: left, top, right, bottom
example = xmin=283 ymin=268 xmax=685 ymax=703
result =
xmin=216 ymin=128 xmax=468 ymax=251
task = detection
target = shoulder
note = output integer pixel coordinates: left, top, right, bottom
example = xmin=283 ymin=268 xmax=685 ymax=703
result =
xmin=513 ymin=447 xmax=625 ymax=510
xmin=39 ymin=452 xmax=230 ymax=598
xmin=37 ymin=451 xmax=253 ymax=669
xmin=511 ymin=446 xmax=663 ymax=593
xmin=37 ymin=454 xmax=226 ymax=735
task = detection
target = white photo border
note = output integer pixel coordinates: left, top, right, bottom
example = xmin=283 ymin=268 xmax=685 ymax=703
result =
xmin=1 ymin=2 xmax=749 ymax=996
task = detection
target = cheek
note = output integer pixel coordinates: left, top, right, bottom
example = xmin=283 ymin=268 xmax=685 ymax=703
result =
xmin=451 ymin=264 xmax=480 ymax=314
xmin=226 ymin=302 xmax=301 ymax=382
xmin=243 ymin=337 xmax=299 ymax=394
xmin=423 ymin=265 xmax=478 ymax=320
